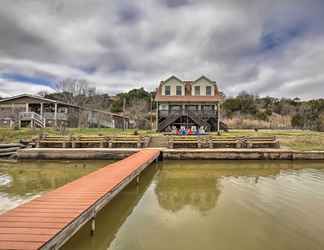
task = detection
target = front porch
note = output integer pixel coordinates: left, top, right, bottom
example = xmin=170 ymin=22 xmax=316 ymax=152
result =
xmin=19 ymin=102 xmax=69 ymax=128
xmin=157 ymin=103 xmax=221 ymax=132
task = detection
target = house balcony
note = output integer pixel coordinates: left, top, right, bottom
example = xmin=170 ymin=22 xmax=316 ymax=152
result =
xmin=43 ymin=112 xmax=68 ymax=121
xmin=158 ymin=109 xmax=218 ymax=119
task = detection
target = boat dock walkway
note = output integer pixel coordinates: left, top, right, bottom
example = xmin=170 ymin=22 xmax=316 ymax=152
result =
xmin=0 ymin=149 xmax=160 ymax=250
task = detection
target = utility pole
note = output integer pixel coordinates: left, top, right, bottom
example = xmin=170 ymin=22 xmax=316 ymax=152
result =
xmin=217 ymin=102 xmax=221 ymax=134
xmin=150 ymin=93 xmax=153 ymax=130
xmin=123 ymin=97 xmax=126 ymax=131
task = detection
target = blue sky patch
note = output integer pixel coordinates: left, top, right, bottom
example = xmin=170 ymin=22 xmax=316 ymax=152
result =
xmin=259 ymin=23 xmax=307 ymax=52
xmin=1 ymin=73 xmax=54 ymax=87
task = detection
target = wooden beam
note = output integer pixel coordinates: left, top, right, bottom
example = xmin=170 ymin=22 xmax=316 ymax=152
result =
xmin=40 ymin=103 xmax=43 ymax=117
xmin=54 ymin=103 xmax=58 ymax=127
xmin=217 ymin=102 xmax=220 ymax=132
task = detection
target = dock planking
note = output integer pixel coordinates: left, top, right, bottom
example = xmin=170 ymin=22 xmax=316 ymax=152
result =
xmin=0 ymin=149 xmax=160 ymax=250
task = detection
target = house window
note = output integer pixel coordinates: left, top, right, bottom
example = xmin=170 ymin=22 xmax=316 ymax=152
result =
xmin=170 ymin=105 xmax=182 ymax=111
xmin=194 ymin=86 xmax=200 ymax=96
xmin=206 ymin=86 xmax=212 ymax=96
xmin=165 ymin=85 xmax=171 ymax=96
xmin=187 ymin=105 xmax=198 ymax=111
xmin=159 ymin=104 xmax=168 ymax=110
xmin=176 ymin=86 xmax=182 ymax=96
xmin=202 ymin=105 xmax=213 ymax=111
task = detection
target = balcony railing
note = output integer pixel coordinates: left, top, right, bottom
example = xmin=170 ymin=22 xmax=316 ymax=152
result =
xmin=19 ymin=112 xmax=43 ymax=121
xmin=159 ymin=109 xmax=217 ymax=118
xmin=43 ymin=112 xmax=68 ymax=121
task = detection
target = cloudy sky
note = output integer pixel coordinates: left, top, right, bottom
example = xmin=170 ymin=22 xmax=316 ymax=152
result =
xmin=0 ymin=0 xmax=324 ymax=99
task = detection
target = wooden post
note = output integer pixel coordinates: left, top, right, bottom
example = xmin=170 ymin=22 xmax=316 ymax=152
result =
xmin=150 ymin=93 xmax=153 ymax=130
xmin=54 ymin=103 xmax=58 ymax=127
xmin=156 ymin=101 xmax=159 ymax=131
xmin=217 ymin=102 xmax=220 ymax=132
xmin=25 ymin=103 xmax=29 ymax=112
xmin=209 ymin=138 xmax=213 ymax=149
xmin=123 ymin=98 xmax=126 ymax=131
xmin=90 ymin=217 xmax=95 ymax=236
xmin=40 ymin=103 xmax=43 ymax=116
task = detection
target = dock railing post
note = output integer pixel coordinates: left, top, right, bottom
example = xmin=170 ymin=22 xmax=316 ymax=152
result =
xmin=91 ymin=216 xmax=96 ymax=236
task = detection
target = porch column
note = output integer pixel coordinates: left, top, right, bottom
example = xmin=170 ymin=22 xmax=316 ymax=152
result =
xmin=217 ymin=102 xmax=221 ymax=132
xmin=54 ymin=103 xmax=58 ymax=127
xmin=25 ymin=103 xmax=29 ymax=112
xmin=40 ymin=103 xmax=44 ymax=116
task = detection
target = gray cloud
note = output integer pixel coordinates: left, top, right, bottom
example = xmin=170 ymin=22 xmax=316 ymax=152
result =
xmin=0 ymin=0 xmax=324 ymax=99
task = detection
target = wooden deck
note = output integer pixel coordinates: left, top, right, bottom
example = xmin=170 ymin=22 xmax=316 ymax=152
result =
xmin=0 ymin=149 xmax=160 ymax=250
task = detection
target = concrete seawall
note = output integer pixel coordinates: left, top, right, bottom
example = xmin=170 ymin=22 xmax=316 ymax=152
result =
xmin=162 ymin=149 xmax=324 ymax=160
xmin=17 ymin=148 xmax=141 ymax=160
xmin=17 ymin=148 xmax=324 ymax=160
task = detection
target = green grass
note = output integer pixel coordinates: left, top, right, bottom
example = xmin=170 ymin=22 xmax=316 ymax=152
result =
xmin=0 ymin=128 xmax=158 ymax=143
xmin=1 ymin=128 xmax=324 ymax=151
xmin=213 ymin=129 xmax=324 ymax=151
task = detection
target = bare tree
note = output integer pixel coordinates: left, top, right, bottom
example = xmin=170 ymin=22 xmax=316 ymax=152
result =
xmin=37 ymin=90 xmax=49 ymax=97
xmin=54 ymin=78 xmax=97 ymax=106
xmin=54 ymin=78 xmax=96 ymax=97
xmin=125 ymin=99 xmax=150 ymax=129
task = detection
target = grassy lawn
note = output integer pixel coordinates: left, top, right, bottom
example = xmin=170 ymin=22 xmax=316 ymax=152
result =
xmin=214 ymin=129 xmax=324 ymax=151
xmin=0 ymin=128 xmax=158 ymax=144
xmin=0 ymin=128 xmax=324 ymax=151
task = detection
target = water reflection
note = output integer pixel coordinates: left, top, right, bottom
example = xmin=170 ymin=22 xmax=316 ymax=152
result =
xmin=61 ymin=165 xmax=158 ymax=250
xmin=58 ymin=160 xmax=324 ymax=250
xmin=156 ymin=166 xmax=221 ymax=212
xmin=154 ymin=160 xmax=297 ymax=213
xmin=0 ymin=160 xmax=109 ymax=214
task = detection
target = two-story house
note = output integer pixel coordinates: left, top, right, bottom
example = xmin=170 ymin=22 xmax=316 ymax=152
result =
xmin=155 ymin=75 xmax=224 ymax=132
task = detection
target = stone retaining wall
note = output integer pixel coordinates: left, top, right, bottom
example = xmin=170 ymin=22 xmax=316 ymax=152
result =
xmin=17 ymin=148 xmax=324 ymax=161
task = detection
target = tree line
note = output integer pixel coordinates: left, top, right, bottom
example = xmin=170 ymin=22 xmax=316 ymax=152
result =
xmin=2 ymin=78 xmax=323 ymax=131
xmin=223 ymin=92 xmax=324 ymax=131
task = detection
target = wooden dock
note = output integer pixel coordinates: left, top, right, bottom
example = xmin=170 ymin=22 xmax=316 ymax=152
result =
xmin=0 ymin=149 xmax=160 ymax=250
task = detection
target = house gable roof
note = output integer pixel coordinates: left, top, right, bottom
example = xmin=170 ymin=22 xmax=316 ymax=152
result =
xmin=192 ymin=75 xmax=216 ymax=85
xmin=155 ymin=75 xmax=223 ymax=102
xmin=0 ymin=94 xmax=130 ymax=119
xmin=162 ymin=75 xmax=184 ymax=85
xmin=0 ymin=94 xmax=80 ymax=108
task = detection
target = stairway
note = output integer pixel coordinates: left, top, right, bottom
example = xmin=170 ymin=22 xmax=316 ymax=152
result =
xmin=148 ymin=136 xmax=169 ymax=148
xmin=19 ymin=112 xmax=46 ymax=128
xmin=187 ymin=111 xmax=211 ymax=130
xmin=158 ymin=113 xmax=179 ymax=131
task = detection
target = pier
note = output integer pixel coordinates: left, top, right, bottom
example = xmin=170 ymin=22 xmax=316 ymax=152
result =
xmin=0 ymin=149 xmax=160 ymax=250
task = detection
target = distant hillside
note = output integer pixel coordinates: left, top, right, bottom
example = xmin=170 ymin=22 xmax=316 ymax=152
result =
xmin=31 ymin=85 xmax=324 ymax=132
xmin=222 ymin=92 xmax=324 ymax=131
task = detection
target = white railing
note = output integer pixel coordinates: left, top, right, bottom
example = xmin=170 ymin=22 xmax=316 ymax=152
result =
xmin=19 ymin=112 xmax=46 ymax=128
xmin=43 ymin=112 xmax=68 ymax=120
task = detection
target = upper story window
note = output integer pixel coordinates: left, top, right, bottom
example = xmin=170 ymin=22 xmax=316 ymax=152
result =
xmin=176 ymin=86 xmax=182 ymax=96
xmin=165 ymin=85 xmax=171 ymax=96
xmin=194 ymin=86 xmax=200 ymax=96
xmin=206 ymin=86 xmax=212 ymax=96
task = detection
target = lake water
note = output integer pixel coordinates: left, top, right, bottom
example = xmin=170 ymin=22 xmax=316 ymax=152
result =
xmin=0 ymin=160 xmax=109 ymax=214
xmin=61 ymin=160 xmax=324 ymax=250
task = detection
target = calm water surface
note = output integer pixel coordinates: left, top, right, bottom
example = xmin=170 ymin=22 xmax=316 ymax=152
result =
xmin=0 ymin=160 xmax=109 ymax=214
xmin=61 ymin=160 xmax=324 ymax=250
